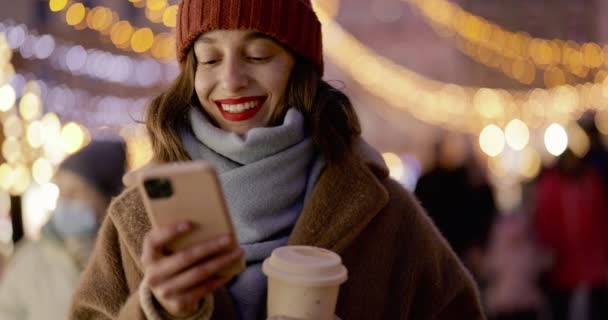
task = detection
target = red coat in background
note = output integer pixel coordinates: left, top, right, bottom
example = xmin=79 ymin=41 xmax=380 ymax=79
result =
xmin=534 ymin=166 xmax=608 ymax=290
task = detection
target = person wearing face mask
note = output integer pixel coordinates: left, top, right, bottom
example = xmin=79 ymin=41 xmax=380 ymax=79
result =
xmin=0 ymin=140 xmax=126 ymax=320
xmin=69 ymin=1 xmax=484 ymax=319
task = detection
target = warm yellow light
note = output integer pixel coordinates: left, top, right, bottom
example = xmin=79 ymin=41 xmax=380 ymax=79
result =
xmin=1 ymin=138 xmax=21 ymax=163
xmin=32 ymin=158 xmax=54 ymax=185
xmin=88 ymin=7 xmax=113 ymax=31
xmin=568 ymin=123 xmax=590 ymax=158
xmin=61 ymin=122 xmax=86 ymax=154
xmin=479 ymin=124 xmax=505 ymax=157
xmin=382 ymin=152 xmax=404 ymax=181
xmin=312 ymin=0 xmax=341 ymax=24
xmin=151 ymin=33 xmax=176 ymax=60
xmin=49 ymin=0 xmax=68 ymax=12
xmin=26 ymin=121 xmax=45 ymax=148
xmin=0 ymin=189 xmax=10 ymax=215
xmin=110 ymin=21 xmax=134 ymax=46
xmin=9 ymin=164 xmax=30 ymax=196
xmin=19 ymin=92 xmax=42 ymax=121
xmin=146 ymin=0 xmax=167 ymax=11
xmin=474 ymin=89 xmax=504 ymax=119
xmin=544 ymin=123 xmax=568 ymax=156
xmin=595 ymin=110 xmax=608 ymax=135
xmin=0 ymin=84 xmax=16 ymax=112
xmin=520 ymin=147 xmax=541 ymax=180
xmin=504 ymin=119 xmax=530 ymax=151
xmin=3 ymin=115 xmax=23 ymax=138
xmin=66 ymin=3 xmax=86 ymax=26
xmin=41 ymin=183 xmax=60 ymax=211
xmin=41 ymin=113 xmax=62 ymax=140
xmin=145 ymin=7 xmax=165 ymax=23
xmin=0 ymin=164 xmax=14 ymax=190
xmin=582 ymin=43 xmax=603 ymax=68
xmin=162 ymin=5 xmax=178 ymax=28
xmin=131 ymin=28 xmax=154 ymax=53
xmin=544 ymin=66 xmax=566 ymax=88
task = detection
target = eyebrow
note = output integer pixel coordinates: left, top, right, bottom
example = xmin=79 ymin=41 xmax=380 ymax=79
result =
xmin=198 ymin=32 xmax=276 ymax=44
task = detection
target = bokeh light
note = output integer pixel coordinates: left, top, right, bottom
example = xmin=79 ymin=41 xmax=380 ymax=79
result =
xmin=110 ymin=21 xmax=134 ymax=47
xmin=61 ymin=122 xmax=87 ymax=154
xmin=0 ymin=189 xmax=10 ymax=216
xmin=66 ymin=3 xmax=86 ymax=26
xmin=382 ymin=152 xmax=404 ymax=181
xmin=1 ymin=137 xmax=21 ymax=163
xmin=32 ymin=158 xmax=53 ymax=184
xmin=130 ymin=28 xmax=154 ymax=53
xmin=519 ymin=147 xmax=542 ymax=180
xmin=479 ymin=124 xmax=506 ymax=157
xmin=567 ymin=122 xmax=590 ymax=158
xmin=162 ymin=5 xmax=178 ymax=27
xmin=9 ymin=163 xmax=30 ymax=195
xmin=49 ymin=0 xmax=68 ymax=12
xmin=18 ymin=92 xmax=42 ymax=120
xmin=504 ymin=119 xmax=530 ymax=151
xmin=26 ymin=120 xmax=45 ymax=148
xmin=0 ymin=163 xmax=14 ymax=190
xmin=544 ymin=123 xmax=569 ymax=156
xmin=0 ymin=84 xmax=16 ymax=111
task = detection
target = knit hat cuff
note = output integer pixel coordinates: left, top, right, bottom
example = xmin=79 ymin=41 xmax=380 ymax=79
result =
xmin=177 ymin=0 xmax=323 ymax=75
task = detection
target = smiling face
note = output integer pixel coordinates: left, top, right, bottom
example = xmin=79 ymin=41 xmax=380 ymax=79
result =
xmin=193 ymin=30 xmax=296 ymax=135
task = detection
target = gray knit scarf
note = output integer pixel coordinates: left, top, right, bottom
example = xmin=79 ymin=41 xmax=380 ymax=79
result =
xmin=180 ymin=107 xmax=324 ymax=320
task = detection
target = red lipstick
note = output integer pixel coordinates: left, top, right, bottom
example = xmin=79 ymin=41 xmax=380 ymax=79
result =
xmin=214 ymin=96 xmax=267 ymax=122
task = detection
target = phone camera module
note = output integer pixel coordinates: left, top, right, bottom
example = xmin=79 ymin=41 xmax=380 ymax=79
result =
xmin=144 ymin=178 xmax=174 ymax=199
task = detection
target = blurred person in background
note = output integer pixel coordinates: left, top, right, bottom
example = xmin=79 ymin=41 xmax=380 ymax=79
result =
xmin=579 ymin=112 xmax=608 ymax=189
xmin=533 ymin=147 xmax=608 ymax=320
xmin=482 ymin=213 xmax=552 ymax=320
xmin=415 ymin=133 xmax=498 ymax=280
xmin=0 ymin=140 xmax=126 ymax=320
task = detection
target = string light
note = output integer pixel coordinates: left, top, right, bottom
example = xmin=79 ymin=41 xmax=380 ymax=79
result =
xmin=504 ymin=119 xmax=530 ymax=151
xmin=404 ymin=0 xmax=607 ymax=87
xmin=544 ymin=123 xmax=568 ymax=156
xmin=479 ymin=125 xmax=506 ymax=157
xmin=1 ymin=21 xmax=178 ymax=88
xmin=46 ymin=1 xmax=177 ymax=61
xmin=0 ymin=84 xmax=16 ymax=111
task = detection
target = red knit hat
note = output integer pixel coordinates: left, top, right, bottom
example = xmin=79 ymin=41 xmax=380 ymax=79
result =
xmin=176 ymin=0 xmax=324 ymax=75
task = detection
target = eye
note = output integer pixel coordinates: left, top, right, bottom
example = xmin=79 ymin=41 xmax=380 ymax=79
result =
xmin=247 ymin=56 xmax=271 ymax=63
xmin=201 ymin=59 xmax=220 ymax=65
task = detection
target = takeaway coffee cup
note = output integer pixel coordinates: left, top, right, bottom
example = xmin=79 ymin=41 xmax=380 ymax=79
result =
xmin=262 ymin=246 xmax=348 ymax=320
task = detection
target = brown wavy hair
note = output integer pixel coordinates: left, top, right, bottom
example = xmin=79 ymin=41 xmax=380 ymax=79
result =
xmin=145 ymin=49 xmax=361 ymax=166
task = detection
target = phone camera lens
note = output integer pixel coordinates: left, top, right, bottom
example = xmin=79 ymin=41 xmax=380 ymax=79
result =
xmin=144 ymin=178 xmax=174 ymax=199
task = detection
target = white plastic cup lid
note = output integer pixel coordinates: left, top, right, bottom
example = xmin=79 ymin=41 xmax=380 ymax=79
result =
xmin=262 ymin=246 xmax=348 ymax=286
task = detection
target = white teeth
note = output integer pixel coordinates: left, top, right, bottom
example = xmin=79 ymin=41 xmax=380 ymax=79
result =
xmin=220 ymin=101 xmax=260 ymax=113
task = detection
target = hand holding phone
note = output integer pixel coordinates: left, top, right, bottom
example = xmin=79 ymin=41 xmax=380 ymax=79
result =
xmin=141 ymin=222 xmax=243 ymax=317
xmin=137 ymin=161 xmax=246 ymax=316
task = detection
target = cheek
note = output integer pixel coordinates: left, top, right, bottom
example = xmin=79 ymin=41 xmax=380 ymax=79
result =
xmin=194 ymin=69 xmax=213 ymax=102
xmin=266 ymin=65 xmax=294 ymax=101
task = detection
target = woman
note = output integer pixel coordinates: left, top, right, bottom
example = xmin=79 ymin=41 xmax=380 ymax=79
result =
xmin=69 ymin=1 xmax=484 ymax=319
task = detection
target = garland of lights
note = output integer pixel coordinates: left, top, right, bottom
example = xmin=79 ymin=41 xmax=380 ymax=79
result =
xmin=403 ymin=0 xmax=608 ymax=87
xmin=47 ymin=0 xmax=176 ymax=61
xmin=0 ymin=21 xmax=178 ymax=89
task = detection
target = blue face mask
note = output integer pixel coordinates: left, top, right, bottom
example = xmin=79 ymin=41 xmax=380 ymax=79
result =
xmin=51 ymin=199 xmax=98 ymax=239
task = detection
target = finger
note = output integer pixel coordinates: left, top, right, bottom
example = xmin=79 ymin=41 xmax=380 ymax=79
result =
xmin=147 ymin=235 xmax=235 ymax=286
xmin=142 ymin=222 xmax=192 ymax=264
xmin=154 ymin=248 xmax=243 ymax=297
xmin=169 ymin=276 xmax=232 ymax=308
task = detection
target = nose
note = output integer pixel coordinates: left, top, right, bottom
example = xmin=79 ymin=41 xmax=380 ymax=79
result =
xmin=220 ymin=57 xmax=248 ymax=92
